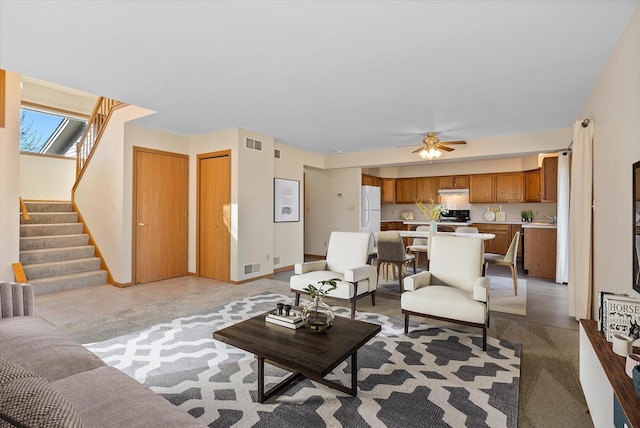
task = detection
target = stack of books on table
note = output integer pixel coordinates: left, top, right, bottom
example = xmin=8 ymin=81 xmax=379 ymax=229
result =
xmin=598 ymin=291 xmax=640 ymax=341
xmin=265 ymin=310 xmax=304 ymax=329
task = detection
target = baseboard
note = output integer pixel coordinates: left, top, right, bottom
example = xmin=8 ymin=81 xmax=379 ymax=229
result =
xmin=231 ymin=272 xmax=276 ymax=285
xmin=304 ymin=254 xmax=325 ymax=260
xmin=274 ymin=265 xmax=293 ymax=273
xmin=188 ymin=272 xmax=197 ymax=277
xmin=111 ymin=281 xmax=133 ymax=288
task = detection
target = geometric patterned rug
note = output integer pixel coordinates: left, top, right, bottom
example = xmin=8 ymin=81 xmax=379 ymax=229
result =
xmin=86 ymin=293 xmax=520 ymax=427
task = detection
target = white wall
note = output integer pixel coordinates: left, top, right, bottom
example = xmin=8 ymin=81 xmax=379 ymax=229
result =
xmin=273 ymin=143 xmax=324 ymax=269
xmin=74 ymin=106 xmax=155 ymax=284
xmin=20 ymin=154 xmax=75 ymax=201
xmin=0 ymin=71 xmax=22 ymax=280
xmin=578 ymin=3 xmax=640 ymax=311
xmin=21 ymin=76 xmax=97 ymax=115
xmin=304 ymin=167 xmax=362 ymax=256
xmin=326 ymin=128 xmax=571 ymax=169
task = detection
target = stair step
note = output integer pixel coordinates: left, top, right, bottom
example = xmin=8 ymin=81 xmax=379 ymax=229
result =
xmin=23 ymin=201 xmax=73 ymax=213
xmin=20 ymin=234 xmax=90 ymax=251
xmin=20 ymin=212 xmax=78 ymax=225
xmin=30 ymin=270 xmax=108 ymax=295
xmin=20 ymin=245 xmax=96 ymax=265
xmin=20 ymin=223 xmax=84 ymax=237
xmin=23 ymin=257 xmax=102 ymax=280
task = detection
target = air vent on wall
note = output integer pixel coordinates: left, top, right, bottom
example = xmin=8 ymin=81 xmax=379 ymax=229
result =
xmin=274 ymin=149 xmax=281 ymax=159
xmin=244 ymin=263 xmax=261 ymax=274
xmin=245 ymin=137 xmax=263 ymax=151
xmin=273 ymin=256 xmax=280 ymax=266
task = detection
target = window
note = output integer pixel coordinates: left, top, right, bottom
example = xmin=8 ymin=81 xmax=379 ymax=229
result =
xmin=20 ymin=106 xmax=87 ymax=157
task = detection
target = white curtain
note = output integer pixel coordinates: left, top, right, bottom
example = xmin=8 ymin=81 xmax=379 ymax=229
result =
xmin=568 ymin=119 xmax=593 ymax=320
xmin=556 ymin=150 xmax=570 ymax=283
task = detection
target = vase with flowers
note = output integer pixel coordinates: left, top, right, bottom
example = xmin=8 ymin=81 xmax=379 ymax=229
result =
xmin=302 ymin=279 xmax=337 ymax=333
xmin=415 ymin=196 xmax=449 ymax=222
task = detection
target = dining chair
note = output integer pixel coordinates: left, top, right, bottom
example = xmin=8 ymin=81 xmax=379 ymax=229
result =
xmin=437 ymin=225 xmax=455 ymax=232
xmin=484 ymin=231 xmax=520 ymax=295
xmin=456 ymin=226 xmax=479 ymax=233
xmin=406 ymin=226 xmax=429 ymax=270
xmin=376 ymin=231 xmax=416 ymax=293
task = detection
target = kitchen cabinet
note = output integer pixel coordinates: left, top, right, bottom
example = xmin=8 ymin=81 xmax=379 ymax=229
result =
xmin=395 ymin=178 xmax=416 ymax=204
xmin=511 ymin=224 xmax=524 ymax=260
xmin=415 ymin=177 xmax=438 ymax=203
xmin=362 ymin=174 xmax=381 ymax=187
xmin=469 ymin=174 xmax=496 ymax=203
xmin=636 ymin=167 xmax=640 ymax=201
xmin=381 ymin=178 xmax=396 ymax=204
xmin=381 ymin=221 xmax=404 ymax=231
xmin=524 ymin=157 xmax=558 ymax=203
xmin=524 ymin=169 xmax=541 ymax=202
xmin=524 ymin=227 xmax=557 ymax=279
xmin=496 ymin=172 xmax=524 ymax=203
xmin=473 ymin=223 xmax=510 ymax=254
xmin=541 ymin=156 xmax=558 ymax=202
xmin=438 ymin=175 xmax=468 ymax=190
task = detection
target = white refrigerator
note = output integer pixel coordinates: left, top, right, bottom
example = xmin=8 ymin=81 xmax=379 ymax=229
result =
xmin=361 ymin=185 xmax=381 ymax=234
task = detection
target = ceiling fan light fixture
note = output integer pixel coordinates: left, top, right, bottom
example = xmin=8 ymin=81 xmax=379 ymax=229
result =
xmin=418 ymin=147 xmax=442 ymax=160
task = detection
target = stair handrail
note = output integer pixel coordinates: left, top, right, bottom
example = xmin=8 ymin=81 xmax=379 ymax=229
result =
xmin=19 ymin=197 xmax=30 ymax=222
xmin=73 ymin=96 xmax=127 ymax=189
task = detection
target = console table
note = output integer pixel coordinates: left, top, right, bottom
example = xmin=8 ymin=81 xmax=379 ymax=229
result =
xmin=580 ymin=319 xmax=640 ymax=427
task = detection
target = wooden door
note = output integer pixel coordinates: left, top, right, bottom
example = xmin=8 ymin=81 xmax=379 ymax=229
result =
xmin=453 ymin=175 xmax=469 ymax=189
xmin=134 ymin=148 xmax=188 ymax=284
xmin=198 ymin=151 xmax=231 ymax=281
xmin=438 ymin=176 xmax=454 ymax=190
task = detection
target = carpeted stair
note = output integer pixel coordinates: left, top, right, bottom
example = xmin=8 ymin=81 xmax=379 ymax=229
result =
xmin=20 ymin=201 xmax=108 ymax=295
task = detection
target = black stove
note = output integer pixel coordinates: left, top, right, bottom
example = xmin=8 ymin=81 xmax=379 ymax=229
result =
xmin=440 ymin=209 xmax=470 ymax=222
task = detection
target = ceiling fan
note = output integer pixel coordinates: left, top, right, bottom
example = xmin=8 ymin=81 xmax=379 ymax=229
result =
xmin=412 ymin=133 xmax=467 ymax=160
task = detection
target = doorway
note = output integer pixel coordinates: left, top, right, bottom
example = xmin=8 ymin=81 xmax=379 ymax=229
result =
xmin=197 ymin=150 xmax=231 ymax=282
xmin=132 ymin=147 xmax=188 ymax=284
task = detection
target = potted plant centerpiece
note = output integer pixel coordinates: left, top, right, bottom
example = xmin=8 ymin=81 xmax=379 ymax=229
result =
xmin=416 ymin=196 xmax=448 ymax=234
xmin=302 ymin=279 xmax=338 ymax=333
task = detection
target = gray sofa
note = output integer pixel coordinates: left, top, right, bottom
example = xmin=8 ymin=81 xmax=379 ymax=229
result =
xmin=0 ymin=282 xmax=206 ymax=428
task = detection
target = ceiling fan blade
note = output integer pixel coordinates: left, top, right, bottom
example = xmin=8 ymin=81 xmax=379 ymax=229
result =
xmin=438 ymin=145 xmax=455 ymax=152
xmin=439 ymin=140 xmax=467 ymax=145
xmin=411 ymin=147 xmax=425 ymax=153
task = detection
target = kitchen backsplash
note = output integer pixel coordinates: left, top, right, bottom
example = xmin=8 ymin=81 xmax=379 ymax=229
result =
xmin=382 ymin=203 xmax=558 ymax=222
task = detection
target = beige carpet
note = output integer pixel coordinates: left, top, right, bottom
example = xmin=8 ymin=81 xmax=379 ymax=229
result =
xmin=489 ymin=275 xmax=527 ymax=316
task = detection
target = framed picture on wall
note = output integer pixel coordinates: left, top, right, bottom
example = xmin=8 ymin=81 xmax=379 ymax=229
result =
xmin=274 ymin=178 xmax=300 ymax=223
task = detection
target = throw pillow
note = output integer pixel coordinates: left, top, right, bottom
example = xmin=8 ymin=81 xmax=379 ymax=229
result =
xmin=0 ymin=357 xmax=88 ymax=428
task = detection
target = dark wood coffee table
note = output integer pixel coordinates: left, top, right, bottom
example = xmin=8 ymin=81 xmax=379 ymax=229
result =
xmin=212 ymin=311 xmax=381 ymax=403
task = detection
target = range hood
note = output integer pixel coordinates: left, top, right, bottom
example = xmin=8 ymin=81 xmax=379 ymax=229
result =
xmin=438 ymin=189 xmax=469 ymax=195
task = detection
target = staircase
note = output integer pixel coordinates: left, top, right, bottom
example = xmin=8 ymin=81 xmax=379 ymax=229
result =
xmin=20 ymin=201 xmax=108 ymax=295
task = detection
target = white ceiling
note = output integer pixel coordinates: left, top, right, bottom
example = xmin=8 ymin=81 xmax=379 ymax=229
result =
xmin=0 ymin=1 xmax=637 ymax=155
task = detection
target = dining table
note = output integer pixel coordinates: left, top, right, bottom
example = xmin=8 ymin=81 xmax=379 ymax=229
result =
xmin=398 ymin=230 xmax=496 ymax=240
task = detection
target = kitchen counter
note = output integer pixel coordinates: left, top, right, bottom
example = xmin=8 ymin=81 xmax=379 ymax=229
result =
xmin=521 ymin=223 xmax=557 ymax=229
xmin=402 ymin=221 xmax=473 ymax=226
xmin=471 ymin=220 xmax=525 ymax=225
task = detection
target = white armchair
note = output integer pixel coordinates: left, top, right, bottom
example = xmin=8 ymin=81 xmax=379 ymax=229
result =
xmin=401 ymin=234 xmax=490 ymax=350
xmin=290 ymin=231 xmax=378 ymax=318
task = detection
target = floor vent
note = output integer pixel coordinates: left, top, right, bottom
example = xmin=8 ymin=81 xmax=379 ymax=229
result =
xmin=245 ymin=137 xmax=263 ymax=152
xmin=273 ymin=256 xmax=280 ymax=265
xmin=274 ymin=149 xmax=281 ymax=159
